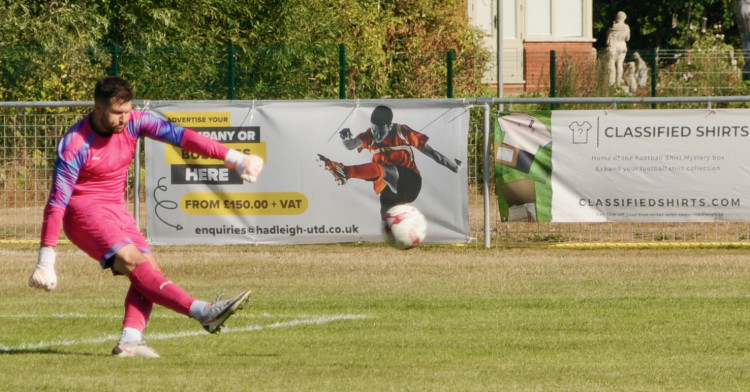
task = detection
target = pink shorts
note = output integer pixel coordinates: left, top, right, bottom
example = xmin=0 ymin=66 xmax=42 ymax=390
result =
xmin=63 ymin=198 xmax=152 ymax=270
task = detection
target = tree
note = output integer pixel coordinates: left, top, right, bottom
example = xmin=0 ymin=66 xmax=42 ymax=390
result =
xmin=0 ymin=1 xmax=110 ymax=100
xmin=594 ymin=0 xmax=738 ymax=50
xmin=331 ymin=0 xmax=491 ymax=98
xmin=0 ymin=0 xmax=490 ymax=100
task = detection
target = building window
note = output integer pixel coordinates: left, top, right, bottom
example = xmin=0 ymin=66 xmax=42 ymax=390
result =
xmin=473 ymin=0 xmax=494 ymax=35
xmin=526 ymin=0 xmax=551 ymax=36
xmin=526 ymin=0 xmax=585 ymax=38
xmin=555 ymin=0 xmax=582 ymax=37
xmin=503 ymin=0 xmax=517 ymax=39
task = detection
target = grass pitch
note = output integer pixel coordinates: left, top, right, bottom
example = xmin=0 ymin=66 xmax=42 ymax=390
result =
xmin=2 ymin=243 xmax=750 ymax=391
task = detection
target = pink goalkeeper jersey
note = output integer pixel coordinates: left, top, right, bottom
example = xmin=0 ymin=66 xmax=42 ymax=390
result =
xmin=40 ymin=110 xmax=229 ymax=247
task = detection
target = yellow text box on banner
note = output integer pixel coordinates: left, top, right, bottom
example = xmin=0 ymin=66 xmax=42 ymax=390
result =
xmin=165 ymin=112 xmax=231 ymax=127
xmin=165 ymin=142 xmax=267 ymax=165
xmin=181 ymin=192 xmax=308 ymax=215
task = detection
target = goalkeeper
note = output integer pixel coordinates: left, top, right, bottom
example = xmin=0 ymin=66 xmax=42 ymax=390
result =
xmin=28 ymin=76 xmax=263 ymax=358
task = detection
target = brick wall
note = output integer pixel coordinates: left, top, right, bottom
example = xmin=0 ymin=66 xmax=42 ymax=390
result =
xmin=523 ymin=41 xmax=596 ymax=93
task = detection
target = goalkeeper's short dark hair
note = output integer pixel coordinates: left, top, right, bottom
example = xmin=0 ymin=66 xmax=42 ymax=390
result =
xmin=371 ymin=105 xmax=393 ymax=126
xmin=95 ymin=76 xmax=134 ymax=106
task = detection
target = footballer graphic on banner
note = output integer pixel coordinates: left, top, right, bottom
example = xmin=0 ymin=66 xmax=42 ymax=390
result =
xmin=318 ymin=105 xmax=463 ymax=220
xmin=317 ymin=104 xmax=466 ymax=246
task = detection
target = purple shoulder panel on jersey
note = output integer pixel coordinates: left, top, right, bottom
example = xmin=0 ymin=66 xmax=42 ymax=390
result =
xmin=129 ymin=110 xmax=186 ymax=146
xmin=47 ymin=117 xmax=94 ymax=209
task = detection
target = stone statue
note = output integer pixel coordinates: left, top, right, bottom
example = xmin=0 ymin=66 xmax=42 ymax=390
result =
xmin=607 ymin=11 xmax=630 ymax=86
xmin=623 ymin=62 xmax=638 ymax=93
xmin=633 ymin=52 xmax=648 ymax=88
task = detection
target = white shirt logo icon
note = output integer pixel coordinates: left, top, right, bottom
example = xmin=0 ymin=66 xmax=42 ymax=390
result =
xmin=569 ymin=121 xmax=592 ymax=144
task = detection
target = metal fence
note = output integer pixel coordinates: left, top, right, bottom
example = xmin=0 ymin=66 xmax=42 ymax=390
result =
xmin=4 ymin=97 xmax=750 ymax=248
xmin=0 ymin=100 xmax=490 ymax=246
xmin=0 ymin=103 xmax=89 ymax=242
xmin=0 ymin=44 xmax=486 ymax=101
xmin=514 ymin=47 xmax=750 ymax=102
xmin=3 ymin=45 xmax=750 ymax=101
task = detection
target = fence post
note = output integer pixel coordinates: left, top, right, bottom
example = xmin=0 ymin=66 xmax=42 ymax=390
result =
xmin=227 ymin=43 xmax=236 ymax=100
xmin=109 ymin=45 xmax=120 ymax=76
xmin=339 ymin=44 xmax=347 ymax=99
xmin=550 ymin=50 xmax=557 ymax=110
xmin=447 ymin=50 xmax=455 ymax=98
xmin=650 ymin=48 xmax=658 ymax=109
xmin=482 ymin=102 xmax=491 ymax=249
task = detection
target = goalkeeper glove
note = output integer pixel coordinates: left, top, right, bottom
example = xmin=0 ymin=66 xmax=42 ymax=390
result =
xmin=224 ymin=150 xmax=264 ymax=183
xmin=29 ymin=246 xmax=57 ymax=291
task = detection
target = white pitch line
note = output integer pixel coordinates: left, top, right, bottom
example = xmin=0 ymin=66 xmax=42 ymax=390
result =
xmin=0 ymin=314 xmax=369 ymax=353
xmin=0 ymin=312 xmax=340 ymax=320
xmin=0 ymin=313 xmax=123 ymax=319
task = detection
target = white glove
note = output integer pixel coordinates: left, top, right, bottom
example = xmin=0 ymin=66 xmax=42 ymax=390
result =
xmin=224 ymin=149 xmax=264 ymax=183
xmin=29 ymin=246 xmax=57 ymax=291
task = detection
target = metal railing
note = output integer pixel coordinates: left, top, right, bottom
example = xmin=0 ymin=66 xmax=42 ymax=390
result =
xmin=4 ymin=96 xmax=750 ymax=248
xmin=2 ymin=45 xmax=750 ymax=101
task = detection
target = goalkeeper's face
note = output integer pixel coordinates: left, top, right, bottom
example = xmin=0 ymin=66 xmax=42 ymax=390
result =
xmin=94 ymin=99 xmax=132 ymax=136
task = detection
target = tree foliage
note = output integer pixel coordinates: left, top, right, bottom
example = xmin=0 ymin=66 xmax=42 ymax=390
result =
xmin=594 ymin=0 xmax=750 ymax=83
xmin=594 ymin=0 xmax=740 ymax=49
xmin=0 ymin=1 xmax=111 ymax=100
xmin=0 ymin=0 xmax=491 ymax=101
xmin=594 ymin=0 xmax=739 ymax=50
xmin=736 ymin=0 xmax=750 ymax=79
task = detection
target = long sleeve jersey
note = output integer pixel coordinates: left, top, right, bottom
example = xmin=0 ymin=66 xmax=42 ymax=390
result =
xmin=40 ymin=110 xmax=229 ymax=247
xmin=355 ymin=123 xmax=429 ymax=174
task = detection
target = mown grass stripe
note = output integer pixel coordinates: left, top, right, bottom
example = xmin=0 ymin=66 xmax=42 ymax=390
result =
xmin=0 ymin=314 xmax=369 ymax=353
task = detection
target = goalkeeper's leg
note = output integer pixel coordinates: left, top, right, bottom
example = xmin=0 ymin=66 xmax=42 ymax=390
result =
xmin=115 ymin=245 xmax=249 ymax=332
xmin=121 ymin=286 xmax=153 ymax=337
xmin=121 ymin=257 xmax=195 ymax=316
xmin=113 ymin=287 xmax=159 ymax=358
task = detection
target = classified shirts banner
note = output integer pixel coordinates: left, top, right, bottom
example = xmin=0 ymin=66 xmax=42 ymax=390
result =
xmin=496 ymin=109 xmax=750 ymax=222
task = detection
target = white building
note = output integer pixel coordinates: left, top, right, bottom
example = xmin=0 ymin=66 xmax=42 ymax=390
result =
xmin=468 ymin=0 xmax=595 ymax=92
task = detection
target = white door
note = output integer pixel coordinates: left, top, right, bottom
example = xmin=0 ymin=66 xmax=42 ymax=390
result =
xmin=468 ymin=0 xmax=524 ymax=84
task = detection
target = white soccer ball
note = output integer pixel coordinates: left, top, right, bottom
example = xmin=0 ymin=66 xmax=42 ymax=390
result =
xmin=382 ymin=204 xmax=427 ymax=250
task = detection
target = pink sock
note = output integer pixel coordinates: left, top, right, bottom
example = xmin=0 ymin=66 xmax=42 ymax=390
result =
xmin=129 ymin=262 xmax=195 ymax=316
xmin=122 ymin=286 xmax=153 ymax=331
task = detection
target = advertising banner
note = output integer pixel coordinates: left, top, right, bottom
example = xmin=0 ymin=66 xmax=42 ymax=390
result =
xmin=495 ymin=109 xmax=750 ymax=222
xmin=145 ymin=100 xmax=470 ymax=244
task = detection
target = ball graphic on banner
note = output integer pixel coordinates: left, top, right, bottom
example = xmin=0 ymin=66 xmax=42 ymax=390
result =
xmin=382 ymin=204 xmax=427 ymax=250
